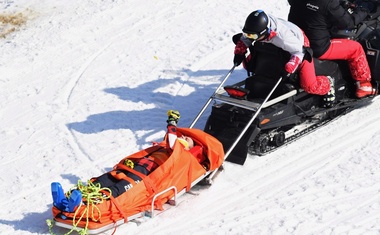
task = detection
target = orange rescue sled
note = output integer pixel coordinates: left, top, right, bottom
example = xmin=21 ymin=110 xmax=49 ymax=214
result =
xmin=52 ymin=127 xmax=224 ymax=234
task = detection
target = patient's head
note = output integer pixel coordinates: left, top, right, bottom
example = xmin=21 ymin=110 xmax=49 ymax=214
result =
xmin=177 ymin=135 xmax=194 ymax=150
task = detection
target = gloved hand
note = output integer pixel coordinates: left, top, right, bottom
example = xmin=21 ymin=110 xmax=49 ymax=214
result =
xmin=284 ymin=55 xmax=302 ymax=74
xmin=233 ymin=54 xmax=246 ymax=66
xmin=167 ymin=110 xmax=180 ymax=126
xmin=233 ymin=40 xmax=247 ymax=66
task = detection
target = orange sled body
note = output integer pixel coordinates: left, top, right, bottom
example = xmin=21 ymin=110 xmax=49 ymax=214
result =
xmin=52 ymin=128 xmax=224 ymax=234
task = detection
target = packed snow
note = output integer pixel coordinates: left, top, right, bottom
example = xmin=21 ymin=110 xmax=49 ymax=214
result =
xmin=0 ymin=0 xmax=379 ymax=234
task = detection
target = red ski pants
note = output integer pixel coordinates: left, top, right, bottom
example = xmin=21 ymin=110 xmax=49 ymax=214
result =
xmin=298 ymin=57 xmax=330 ymax=95
xmin=319 ymin=39 xmax=371 ymax=81
xmin=298 ymin=34 xmax=330 ymax=95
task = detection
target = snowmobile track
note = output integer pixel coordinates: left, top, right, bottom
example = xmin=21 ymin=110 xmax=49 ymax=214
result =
xmin=250 ymin=96 xmax=375 ymax=156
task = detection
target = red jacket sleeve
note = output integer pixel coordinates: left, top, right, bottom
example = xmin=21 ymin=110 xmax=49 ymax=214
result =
xmin=166 ymin=124 xmax=178 ymax=149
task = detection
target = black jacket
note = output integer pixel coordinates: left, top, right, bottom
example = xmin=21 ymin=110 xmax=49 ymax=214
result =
xmin=288 ymin=0 xmax=368 ymax=57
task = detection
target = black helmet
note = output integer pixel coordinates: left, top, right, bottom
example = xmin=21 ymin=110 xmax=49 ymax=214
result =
xmin=242 ymin=10 xmax=270 ymax=40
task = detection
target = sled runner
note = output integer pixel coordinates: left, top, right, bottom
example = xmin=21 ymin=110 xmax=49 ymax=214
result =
xmin=50 ymin=128 xmax=224 ymax=234
xmin=197 ymin=1 xmax=380 ymax=165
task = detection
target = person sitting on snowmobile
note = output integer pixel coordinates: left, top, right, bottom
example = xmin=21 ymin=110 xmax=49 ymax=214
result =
xmin=287 ymin=0 xmax=377 ymax=98
xmin=233 ymin=10 xmax=336 ymax=107
xmin=51 ymin=110 xmax=195 ymax=212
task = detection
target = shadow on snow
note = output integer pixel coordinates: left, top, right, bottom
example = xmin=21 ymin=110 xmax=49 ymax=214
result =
xmin=66 ymin=68 xmax=243 ymax=146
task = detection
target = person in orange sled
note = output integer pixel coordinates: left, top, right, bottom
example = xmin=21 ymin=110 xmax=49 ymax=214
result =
xmin=51 ymin=110 xmax=194 ymax=212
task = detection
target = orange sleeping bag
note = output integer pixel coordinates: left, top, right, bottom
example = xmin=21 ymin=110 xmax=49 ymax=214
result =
xmin=52 ymin=127 xmax=224 ymax=232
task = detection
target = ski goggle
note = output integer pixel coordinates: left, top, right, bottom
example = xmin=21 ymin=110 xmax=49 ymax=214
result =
xmin=243 ymin=32 xmax=260 ymax=40
xmin=243 ymin=28 xmax=270 ymax=41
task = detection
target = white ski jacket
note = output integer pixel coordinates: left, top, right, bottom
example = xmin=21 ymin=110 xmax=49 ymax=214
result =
xmin=242 ymin=13 xmax=306 ymax=62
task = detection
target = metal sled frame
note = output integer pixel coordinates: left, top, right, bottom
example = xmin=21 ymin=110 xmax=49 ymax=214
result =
xmin=189 ymin=65 xmax=297 ymax=182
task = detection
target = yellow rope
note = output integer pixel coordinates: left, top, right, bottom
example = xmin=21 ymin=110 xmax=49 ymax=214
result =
xmin=46 ymin=219 xmax=56 ymax=235
xmin=47 ymin=180 xmax=112 ymax=235
xmin=71 ymin=180 xmax=112 ymax=235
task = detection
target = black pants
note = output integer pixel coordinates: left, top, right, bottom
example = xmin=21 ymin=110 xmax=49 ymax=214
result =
xmin=93 ymin=165 xmax=149 ymax=198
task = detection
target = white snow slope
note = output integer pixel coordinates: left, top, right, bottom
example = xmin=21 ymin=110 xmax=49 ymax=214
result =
xmin=0 ymin=0 xmax=379 ymax=234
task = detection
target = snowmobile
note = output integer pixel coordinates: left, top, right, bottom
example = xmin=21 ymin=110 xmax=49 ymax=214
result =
xmin=50 ymin=128 xmax=224 ymax=234
xmin=196 ymin=1 xmax=380 ymax=165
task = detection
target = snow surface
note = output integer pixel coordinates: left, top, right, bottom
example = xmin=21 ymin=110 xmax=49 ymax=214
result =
xmin=0 ymin=0 xmax=379 ymax=234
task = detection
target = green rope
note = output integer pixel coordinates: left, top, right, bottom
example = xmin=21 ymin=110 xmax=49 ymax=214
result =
xmin=46 ymin=219 xmax=56 ymax=235
xmin=71 ymin=180 xmax=112 ymax=235
xmin=47 ymin=180 xmax=112 ymax=235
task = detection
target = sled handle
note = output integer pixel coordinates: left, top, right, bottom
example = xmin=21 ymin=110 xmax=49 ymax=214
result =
xmin=148 ymin=186 xmax=177 ymax=218
xmin=189 ymin=65 xmax=236 ymax=128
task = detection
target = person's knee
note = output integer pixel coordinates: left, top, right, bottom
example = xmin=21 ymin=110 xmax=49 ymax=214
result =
xmin=300 ymin=76 xmax=330 ymax=95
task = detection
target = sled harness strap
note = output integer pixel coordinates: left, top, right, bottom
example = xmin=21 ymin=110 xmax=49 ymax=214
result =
xmin=186 ymin=157 xmax=193 ymax=192
xmin=109 ymin=194 xmax=128 ymax=224
xmin=116 ymin=163 xmax=158 ymax=195
xmin=146 ymin=148 xmax=169 ymax=166
xmin=109 ymin=170 xmax=138 ymax=187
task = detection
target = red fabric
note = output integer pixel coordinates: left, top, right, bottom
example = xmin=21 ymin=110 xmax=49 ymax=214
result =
xmin=167 ymin=125 xmax=176 ymax=136
xmin=266 ymin=30 xmax=277 ymax=40
xmin=166 ymin=125 xmax=177 ymax=151
xmin=242 ymin=54 xmax=252 ymax=70
xmin=136 ymin=158 xmax=159 ymax=172
xmin=297 ymin=32 xmax=330 ymax=95
xmin=189 ymin=146 xmax=205 ymax=165
xmin=319 ymin=39 xmax=371 ymax=81
xmin=234 ymin=40 xmax=247 ymax=55
xmin=285 ymin=55 xmax=301 ymax=74
xmin=356 ymin=81 xmax=376 ymax=97
xmin=148 ymin=149 xmax=169 ymax=166
xmin=298 ymin=58 xmax=330 ymax=95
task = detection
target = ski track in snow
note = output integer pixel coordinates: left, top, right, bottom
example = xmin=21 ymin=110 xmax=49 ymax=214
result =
xmin=0 ymin=1 xmax=379 ymax=235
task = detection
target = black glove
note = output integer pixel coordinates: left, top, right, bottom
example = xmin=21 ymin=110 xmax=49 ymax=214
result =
xmin=166 ymin=110 xmax=180 ymax=126
xmin=233 ymin=54 xmax=245 ymax=66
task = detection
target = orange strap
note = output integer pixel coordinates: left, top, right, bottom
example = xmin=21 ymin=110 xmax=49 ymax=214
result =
xmin=147 ymin=149 xmax=169 ymax=166
xmin=116 ymin=163 xmax=158 ymax=196
xmin=108 ymin=193 xmax=128 ymax=223
xmin=109 ymin=170 xmax=137 ymax=187
xmin=187 ymin=158 xmax=193 ymax=192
